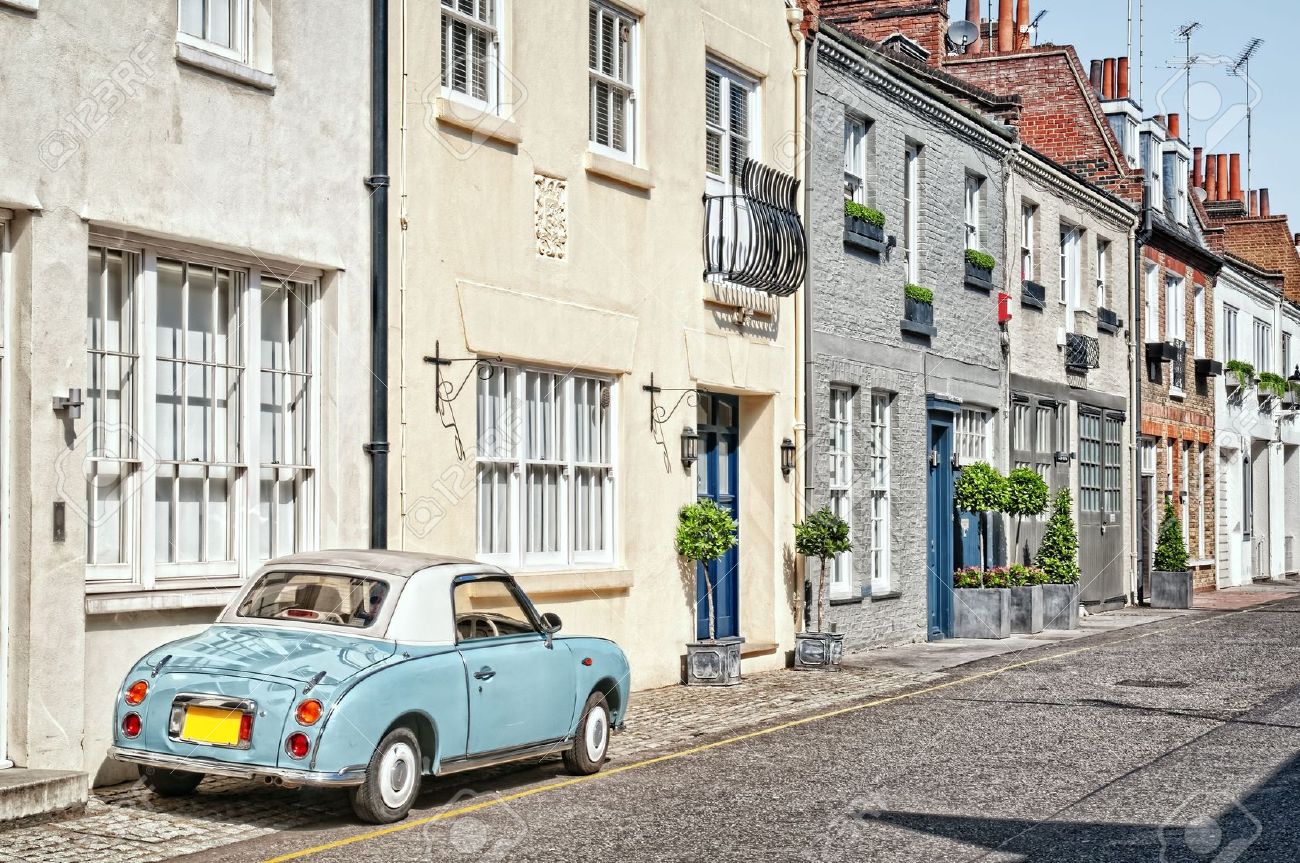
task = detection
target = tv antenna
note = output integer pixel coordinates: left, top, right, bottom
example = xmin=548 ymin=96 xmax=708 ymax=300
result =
xmin=946 ymin=19 xmax=979 ymax=55
xmin=1173 ymin=22 xmax=1200 ymax=141
xmin=1029 ymin=10 xmax=1047 ymax=46
xmin=1232 ymin=38 xmax=1264 ymax=200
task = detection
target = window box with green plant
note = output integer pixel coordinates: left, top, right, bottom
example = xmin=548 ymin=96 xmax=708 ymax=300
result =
xmin=1258 ymin=371 xmax=1288 ymax=405
xmin=1036 ymin=489 xmax=1082 ymax=629
xmin=901 ymin=283 xmax=936 ymax=339
xmin=1224 ymin=359 xmax=1256 ymax=393
xmin=843 ymin=200 xmax=888 ymax=255
xmin=1194 ymin=358 xmax=1223 ymax=379
xmin=675 ymin=499 xmax=743 ymax=686
xmin=793 ymin=507 xmax=852 ymax=671
xmin=1150 ymin=499 xmax=1192 ymax=609
xmin=964 ymin=249 xmax=996 ymax=292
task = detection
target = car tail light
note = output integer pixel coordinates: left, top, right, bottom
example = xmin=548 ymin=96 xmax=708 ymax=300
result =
xmin=125 ymin=680 xmax=149 ymax=705
xmin=239 ymin=713 xmax=254 ymax=744
xmin=122 ymin=713 xmax=142 ymax=738
xmin=295 ymin=699 xmax=323 ymax=726
xmin=285 ymin=732 xmax=310 ymax=759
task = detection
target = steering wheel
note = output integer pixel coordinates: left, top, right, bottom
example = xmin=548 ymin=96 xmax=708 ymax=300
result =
xmin=458 ymin=613 xmax=500 ymax=639
xmin=274 ymin=608 xmax=346 ymax=625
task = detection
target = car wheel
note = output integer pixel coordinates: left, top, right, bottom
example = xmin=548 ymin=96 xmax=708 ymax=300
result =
xmin=562 ymin=692 xmax=611 ymax=776
xmin=140 ymin=766 xmax=204 ymax=797
xmin=349 ymin=727 xmax=422 ymax=824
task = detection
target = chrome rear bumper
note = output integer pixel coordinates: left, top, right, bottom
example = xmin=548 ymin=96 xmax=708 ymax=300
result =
xmin=108 ymin=746 xmax=366 ymax=787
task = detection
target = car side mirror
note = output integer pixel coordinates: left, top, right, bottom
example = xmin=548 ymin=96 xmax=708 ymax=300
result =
xmin=540 ymin=612 xmax=562 ymax=634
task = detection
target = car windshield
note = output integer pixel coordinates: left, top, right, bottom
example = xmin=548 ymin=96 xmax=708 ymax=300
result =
xmin=237 ymin=571 xmax=390 ymax=629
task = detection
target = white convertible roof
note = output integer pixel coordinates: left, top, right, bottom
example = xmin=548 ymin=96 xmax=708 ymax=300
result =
xmin=269 ymin=549 xmax=503 ymax=579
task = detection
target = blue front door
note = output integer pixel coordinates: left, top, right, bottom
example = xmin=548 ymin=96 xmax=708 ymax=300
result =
xmin=696 ymin=393 xmax=740 ymax=640
xmin=927 ymin=411 xmax=955 ymax=640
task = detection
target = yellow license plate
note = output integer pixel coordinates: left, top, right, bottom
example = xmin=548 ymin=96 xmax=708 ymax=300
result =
xmin=181 ymin=706 xmax=243 ymax=746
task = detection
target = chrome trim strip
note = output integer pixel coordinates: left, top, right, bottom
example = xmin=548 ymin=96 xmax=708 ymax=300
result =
xmin=108 ymin=746 xmax=366 ymax=787
xmin=436 ymin=737 xmax=573 ymax=776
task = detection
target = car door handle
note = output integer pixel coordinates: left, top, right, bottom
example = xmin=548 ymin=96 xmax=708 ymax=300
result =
xmin=474 ymin=667 xmax=496 ymax=681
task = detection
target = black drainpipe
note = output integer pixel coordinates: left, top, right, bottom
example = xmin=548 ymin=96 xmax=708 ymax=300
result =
xmin=364 ymin=0 xmax=390 ymax=550
xmin=1132 ymin=185 xmax=1153 ymax=603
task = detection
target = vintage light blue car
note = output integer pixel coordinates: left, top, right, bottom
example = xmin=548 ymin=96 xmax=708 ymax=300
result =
xmin=108 ymin=550 xmax=630 ymax=823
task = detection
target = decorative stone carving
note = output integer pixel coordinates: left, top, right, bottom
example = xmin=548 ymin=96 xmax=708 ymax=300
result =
xmin=534 ymin=174 xmax=567 ymax=259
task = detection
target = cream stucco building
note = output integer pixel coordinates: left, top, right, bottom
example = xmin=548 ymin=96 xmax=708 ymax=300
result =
xmin=392 ymin=0 xmax=807 ymax=688
xmin=0 ymin=0 xmax=372 ymax=789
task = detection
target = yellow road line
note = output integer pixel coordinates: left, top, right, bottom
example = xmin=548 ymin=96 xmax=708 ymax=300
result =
xmin=262 ymin=611 xmax=1220 ymax=862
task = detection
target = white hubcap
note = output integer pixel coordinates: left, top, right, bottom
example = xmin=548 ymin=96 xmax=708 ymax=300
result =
xmin=584 ymin=706 xmax=609 ymax=762
xmin=378 ymin=741 xmax=417 ymax=809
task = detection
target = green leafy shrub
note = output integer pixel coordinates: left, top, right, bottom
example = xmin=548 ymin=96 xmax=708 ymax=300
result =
xmin=904 ymin=283 xmax=933 ymax=305
xmin=1153 ymin=499 xmax=1189 ymax=572
xmin=795 ymin=507 xmax=852 ymax=633
xmin=953 ymin=566 xmax=984 ymax=589
xmin=1225 ymin=359 xmax=1256 ymax=389
xmin=1005 ymin=467 xmax=1049 ymax=560
xmin=1259 ymin=371 xmax=1288 ymax=398
xmin=981 ymin=566 xmax=1012 ymax=588
xmin=675 ymin=499 xmax=738 ymax=640
xmin=954 ymin=462 xmax=1007 ymax=513
xmin=965 ymin=249 xmax=996 ymax=271
xmin=844 ymin=200 xmax=886 ymax=228
xmin=1009 ymin=563 xmax=1049 ymax=586
xmin=1035 ymin=489 xmax=1080 ymax=584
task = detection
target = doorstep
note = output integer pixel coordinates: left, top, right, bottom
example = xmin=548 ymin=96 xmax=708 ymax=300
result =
xmin=0 ymin=767 xmax=87 ymax=823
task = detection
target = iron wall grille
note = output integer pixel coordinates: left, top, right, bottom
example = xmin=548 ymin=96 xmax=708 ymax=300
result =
xmin=1065 ymin=332 xmax=1100 ymax=371
xmin=703 ymin=158 xmax=806 ymax=297
xmin=1169 ymin=338 xmax=1186 ymax=390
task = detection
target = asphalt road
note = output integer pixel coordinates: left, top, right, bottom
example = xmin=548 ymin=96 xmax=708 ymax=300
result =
xmin=184 ymin=599 xmax=1300 ymax=863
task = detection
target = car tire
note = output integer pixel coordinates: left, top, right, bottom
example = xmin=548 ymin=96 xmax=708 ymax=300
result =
xmin=562 ymin=691 xmax=611 ymax=776
xmin=140 ymin=766 xmax=204 ymax=797
xmin=350 ymin=727 xmax=422 ymax=824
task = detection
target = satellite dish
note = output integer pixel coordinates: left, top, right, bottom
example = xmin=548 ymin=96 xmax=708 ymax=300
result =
xmin=1194 ymin=187 xmax=1208 ymax=202
xmin=947 ymin=19 xmax=979 ymax=53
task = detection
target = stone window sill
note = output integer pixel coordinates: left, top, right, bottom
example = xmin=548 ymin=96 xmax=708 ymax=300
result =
xmin=584 ymin=150 xmax=654 ymax=191
xmin=830 ymin=595 xmax=863 ymax=606
xmin=871 ymin=589 xmax=903 ymax=602
xmin=513 ymin=567 xmax=633 ymax=598
xmin=176 ymin=41 xmax=276 ymax=92
xmin=435 ymin=96 xmax=522 ymax=146
xmin=86 ymin=586 xmax=240 ymax=615
xmin=0 ymin=0 xmax=38 ymax=12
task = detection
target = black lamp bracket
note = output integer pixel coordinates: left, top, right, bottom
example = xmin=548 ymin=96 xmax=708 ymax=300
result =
xmin=643 ymin=373 xmax=709 ymax=440
xmin=423 ymin=341 xmax=503 ymax=461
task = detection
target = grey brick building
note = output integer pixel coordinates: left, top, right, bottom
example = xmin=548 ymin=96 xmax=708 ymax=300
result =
xmin=803 ymin=26 xmax=1013 ymax=647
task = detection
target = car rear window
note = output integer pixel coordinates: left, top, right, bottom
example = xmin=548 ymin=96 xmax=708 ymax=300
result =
xmin=237 ymin=572 xmax=390 ymax=629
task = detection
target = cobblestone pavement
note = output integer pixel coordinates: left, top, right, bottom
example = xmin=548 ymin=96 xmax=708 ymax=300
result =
xmin=0 ymin=661 xmax=940 ymax=863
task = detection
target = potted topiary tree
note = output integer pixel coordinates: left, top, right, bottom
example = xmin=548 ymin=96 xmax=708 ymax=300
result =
xmin=1150 ymin=499 xmax=1192 ymax=609
xmin=1003 ymin=468 xmax=1049 ymax=634
xmin=1036 ymin=489 xmax=1081 ymax=629
xmin=675 ymin=499 xmax=742 ymax=686
xmin=954 ymin=461 xmax=1007 ymax=570
xmin=793 ymin=507 xmax=852 ymax=670
xmin=951 ymin=463 xmax=1010 ymax=639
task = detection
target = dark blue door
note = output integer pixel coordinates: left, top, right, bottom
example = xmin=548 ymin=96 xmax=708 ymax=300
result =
xmin=927 ymin=411 xmax=955 ymax=640
xmin=697 ymin=393 xmax=739 ymax=640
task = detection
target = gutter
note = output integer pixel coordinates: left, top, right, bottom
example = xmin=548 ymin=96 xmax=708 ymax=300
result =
xmin=364 ymin=0 xmax=391 ymax=549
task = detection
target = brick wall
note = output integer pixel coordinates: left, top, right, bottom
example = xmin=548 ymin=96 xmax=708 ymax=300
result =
xmin=818 ymin=0 xmax=948 ymax=59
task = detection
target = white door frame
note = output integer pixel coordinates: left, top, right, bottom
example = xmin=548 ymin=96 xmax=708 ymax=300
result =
xmin=0 ymin=216 xmax=11 ymax=768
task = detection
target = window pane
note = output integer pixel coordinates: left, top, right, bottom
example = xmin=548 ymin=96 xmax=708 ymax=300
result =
xmin=186 ymin=363 xmax=211 ymax=461
xmin=156 ymin=360 xmax=182 ymax=461
xmin=177 ymin=472 xmax=204 ymax=563
xmin=261 ymin=284 xmax=285 ymax=370
xmin=157 ymin=259 xmax=184 ymax=360
xmin=525 ymin=465 xmax=560 ymax=553
xmin=208 ymin=471 xmax=230 ymax=561
xmin=209 ymin=0 xmax=233 ymax=48
xmin=179 ymin=0 xmax=205 ymax=37
xmin=453 ymin=579 xmax=535 ymax=640
xmin=476 ymin=463 xmax=512 ymax=555
xmin=187 ymin=264 xmax=216 ymax=361
xmin=155 ymin=469 xmax=176 ymax=563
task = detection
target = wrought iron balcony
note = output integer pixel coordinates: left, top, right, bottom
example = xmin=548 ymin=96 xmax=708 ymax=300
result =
xmin=703 ymin=159 xmax=806 ymax=297
xmin=1065 ymin=332 xmax=1100 ymax=372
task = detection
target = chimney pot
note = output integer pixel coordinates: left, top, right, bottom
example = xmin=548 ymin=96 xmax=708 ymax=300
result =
xmin=1261 ymin=189 xmax=1271 ymax=218
xmin=1229 ymin=153 xmax=1243 ymax=202
xmin=1117 ymin=57 xmax=1130 ymax=99
xmin=1090 ymin=59 xmax=1104 ymax=94
xmin=1168 ymin=113 xmax=1180 ymax=139
xmin=1205 ymin=155 xmax=1219 ymax=202
xmin=998 ymin=0 xmax=1014 ymax=52
xmin=1192 ymin=147 xmax=1203 ymax=189
xmin=1015 ymin=0 xmax=1030 ymax=49
xmin=1102 ymin=58 xmax=1116 ymax=99
xmin=1217 ymin=154 xmax=1230 ymax=202
xmin=1250 ymin=190 xmax=1260 ymax=217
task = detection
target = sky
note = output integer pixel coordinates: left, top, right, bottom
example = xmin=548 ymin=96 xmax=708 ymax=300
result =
xmin=947 ymin=0 xmax=1295 ymax=222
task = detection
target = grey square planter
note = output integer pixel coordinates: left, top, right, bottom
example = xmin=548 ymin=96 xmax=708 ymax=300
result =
xmin=685 ymin=637 xmax=744 ymax=686
xmin=1151 ymin=570 xmax=1193 ymax=609
xmin=1041 ymin=582 xmax=1080 ymax=629
xmin=964 ymin=261 xmax=994 ymax=291
xmin=901 ymin=295 xmax=936 ymax=339
xmin=794 ymin=632 xmax=845 ymax=671
xmin=952 ymin=588 xmax=1011 ymax=639
xmin=1009 ymin=585 xmax=1044 ymax=634
xmin=844 ymin=216 xmax=888 ymax=255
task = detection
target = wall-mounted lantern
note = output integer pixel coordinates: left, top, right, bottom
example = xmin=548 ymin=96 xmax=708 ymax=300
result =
xmin=780 ymin=437 xmax=796 ymax=479
xmin=53 ymin=388 xmax=83 ymax=420
xmin=681 ymin=427 xmax=700 ymax=472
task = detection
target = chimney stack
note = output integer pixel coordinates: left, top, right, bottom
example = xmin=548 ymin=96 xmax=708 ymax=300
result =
xmin=1117 ymin=57 xmax=1130 ymax=99
xmin=1102 ymin=58 xmax=1116 ymax=99
xmin=1168 ymin=113 xmax=1180 ymax=140
xmin=1192 ymin=147 xmax=1203 ymax=190
xmin=1089 ymin=59 xmax=1104 ymax=94
xmin=1016 ymin=0 xmax=1031 ymax=49
xmin=1217 ymin=154 xmax=1230 ymax=202
xmin=1205 ymin=154 xmax=1219 ymax=201
xmin=1250 ymin=190 xmax=1260 ymax=217
xmin=965 ymin=0 xmax=983 ymax=54
xmin=1293 ymin=233 xmax=1300 ymax=248
xmin=1261 ymin=189 xmax=1271 ymax=218
xmin=1229 ymin=154 xmax=1243 ymax=202
xmin=998 ymin=0 xmax=1014 ymax=53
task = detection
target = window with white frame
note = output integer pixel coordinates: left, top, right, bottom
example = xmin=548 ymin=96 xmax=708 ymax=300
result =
xmin=1197 ymin=443 xmax=1207 ymax=558
xmin=1095 ymin=239 xmax=1110 ymax=309
xmin=178 ymin=0 xmax=249 ymax=61
xmin=1059 ymin=226 xmax=1081 ymax=309
xmin=475 ymin=364 xmax=615 ymax=569
xmin=868 ymin=392 xmax=891 ymax=594
xmin=1254 ymin=317 xmax=1273 ymax=373
xmin=828 ymin=386 xmax=852 ymax=598
xmin=85 ymin=244 xmax=319 ymax=588
xmin=903 ymin=143 xmax=921 ymax=284
xmin=705 ymin=59 xmax=755 ymax=184
xmin=1162 ymin=151 xmax=1178 ymax=215
xmin=1165 ymin=273 xmax=1185 ymax=343
xmin=1020 ymin=203 xmax=1036 ymax=282
xmin=1180 ymin=440 xmax=1190 ymax=544
xmin=955 ymin=407 xmax=992 ymax=464
xmin=1145 ymin=135 xmax=1163 ymax=211
xmin=1176 ymin=154 xmax=1189 ymax=225
xmin=964 ymin=173 xmax=983 ymax=251
xmin=440 ymin=0 xmax=499 ymax=108
xmin=1223 ymin=304 xmax=1239 ymax=361
xmin=588 ymin=1 xmax=637 ymax=160
xmin=843 ymin=114 xmax=868 ymax=203
xmin=1193 ymin=284 xmax=1206 ymax=358
xmin=1284 ymin=332 xmax=1293 ymax=377
xmin=1144 ymin=264 xmax=1159 ymax=341
xmin=1140 ymin=436 xmax=1156 ymax=475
